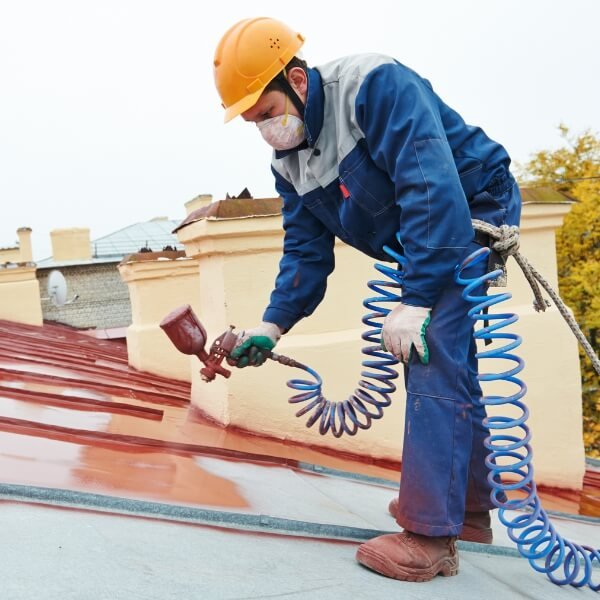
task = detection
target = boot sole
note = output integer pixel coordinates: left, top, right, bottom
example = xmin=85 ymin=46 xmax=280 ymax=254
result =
xmin=356 ymin=545 xmax=459 ymax=582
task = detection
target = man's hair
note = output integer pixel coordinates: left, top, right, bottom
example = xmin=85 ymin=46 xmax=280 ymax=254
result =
xmin=265 ymin=56 xmax=308 ymax=93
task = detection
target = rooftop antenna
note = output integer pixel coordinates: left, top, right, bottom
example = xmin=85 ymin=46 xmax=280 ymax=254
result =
xmin=46 ymin=270 xmax=79 ymax=306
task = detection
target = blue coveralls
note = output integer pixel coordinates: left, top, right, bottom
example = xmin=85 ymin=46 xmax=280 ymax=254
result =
xmin=262 ymin=54 xmax=521 ymax=537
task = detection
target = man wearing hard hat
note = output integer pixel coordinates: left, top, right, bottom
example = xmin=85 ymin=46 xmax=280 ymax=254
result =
xmin=213 ymin=17 xmax=521 ymax=582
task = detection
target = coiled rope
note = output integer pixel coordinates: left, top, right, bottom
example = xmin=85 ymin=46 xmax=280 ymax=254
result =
xmin=471 ymin=219 xmax=600 ymax=376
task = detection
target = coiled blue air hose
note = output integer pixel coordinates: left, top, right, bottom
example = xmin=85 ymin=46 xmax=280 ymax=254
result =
xmin=455 ymin=245 xmax=600 ymax=590
xmin=285 ymin=238 xmax=405 ymax=438
xmin=286 ymin=237 xmax=599 ymax=588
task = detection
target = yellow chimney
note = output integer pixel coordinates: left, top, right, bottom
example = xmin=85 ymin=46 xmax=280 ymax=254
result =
xmin=184 ymin=194 xmax=212 ymax=216
xmin=17 ymin=227 xmax=33 ymax=262
xmin=0 ymin=246 xmax=20 ymax=263
xmin=50 ymin=228 xmax=92 ymax=262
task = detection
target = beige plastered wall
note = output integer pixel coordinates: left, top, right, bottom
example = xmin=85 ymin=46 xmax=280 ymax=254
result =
xmin=119 ymin=254 xmax=201 ymax=382
xmin=478 ymin=203 xmax=584 ymax=490
xmin=0 ymin=264 xmax=43 ymax=326
xmin=172 ymin=201 xmax=585 ymax=490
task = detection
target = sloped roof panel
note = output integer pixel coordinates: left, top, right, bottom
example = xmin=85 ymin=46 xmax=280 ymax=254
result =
xmin=36 ymin=219 xmax=184 ymax=269
xmin=0 ymin=319 xmax=599 ymax=597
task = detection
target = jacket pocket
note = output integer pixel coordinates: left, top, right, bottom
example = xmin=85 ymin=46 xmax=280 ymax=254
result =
xmin=339 ymin=142 xmax=395 ymax=216
xmin=414 ymin=138 xmax=471 ymax=249
xmin=455 ymin=153 xmax=483 ymax=198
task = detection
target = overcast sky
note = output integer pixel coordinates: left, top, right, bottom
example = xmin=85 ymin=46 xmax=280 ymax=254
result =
xmin=2 ymin=0 xmax=599 ymax=260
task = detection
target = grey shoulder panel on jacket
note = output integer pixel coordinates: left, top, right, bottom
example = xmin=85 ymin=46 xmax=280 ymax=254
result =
xmin=316 ymin=53 xmax=397 ymax=86
xmin=272 ymin=54 xmax=397 ymax=194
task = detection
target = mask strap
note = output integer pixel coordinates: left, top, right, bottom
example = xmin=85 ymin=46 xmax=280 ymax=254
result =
xmin=281 ymin=96 xmax=289 ymax=126
xmin=275 ymin=70 xmax=305 ymax=118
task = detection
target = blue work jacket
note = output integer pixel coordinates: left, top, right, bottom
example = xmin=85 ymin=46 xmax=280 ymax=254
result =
xmin=263 ymin=54 xmax=521 ymax=331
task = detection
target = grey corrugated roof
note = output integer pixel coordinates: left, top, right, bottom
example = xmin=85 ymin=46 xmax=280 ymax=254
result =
xmin=36 ymin=219 xmax=183 ymax=269
xmin=92 ymin=219 xmax=183 ymax=257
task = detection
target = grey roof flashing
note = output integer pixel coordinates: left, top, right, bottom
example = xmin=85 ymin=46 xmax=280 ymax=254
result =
xmin=36 ymin=256 xmax=122 ymax=270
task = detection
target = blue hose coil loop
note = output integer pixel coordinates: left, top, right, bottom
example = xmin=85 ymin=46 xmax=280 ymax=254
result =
xmin=286 ymin=237 xmax=405 ymax=438
xmin=455 ymin=246 xmax=600 ymax=590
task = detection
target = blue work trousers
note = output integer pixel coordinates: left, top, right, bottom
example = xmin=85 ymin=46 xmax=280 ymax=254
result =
xmin=395 ymin=241 xmax=502 ymax=537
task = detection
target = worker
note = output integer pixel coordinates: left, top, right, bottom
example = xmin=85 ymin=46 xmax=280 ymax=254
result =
xmin=213 ymin=17 xmax=521 ymax=582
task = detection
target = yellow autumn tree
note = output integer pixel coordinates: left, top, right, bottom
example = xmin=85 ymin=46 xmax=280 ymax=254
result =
xmin=518 ymin=125 xmax=600 ymax=456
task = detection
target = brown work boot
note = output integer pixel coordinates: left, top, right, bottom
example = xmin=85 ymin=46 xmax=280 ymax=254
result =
xmin=461 ymin=510 xmax=493 ymax=544
xmin=388 ymin=497 xmax=493 ymax=544
xmin=356 ymin=531 xmax=459 ymax=582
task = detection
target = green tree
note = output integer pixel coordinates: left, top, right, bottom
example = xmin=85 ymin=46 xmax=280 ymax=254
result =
xmin=518 ymin=126 xmax=600 ymax=456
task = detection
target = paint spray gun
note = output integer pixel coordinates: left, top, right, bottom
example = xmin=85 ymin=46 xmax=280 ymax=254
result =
xmin=159 ymin=304 xmax=305 ymax=382
xmin=160 ymin=304 xmax=395 ymax=439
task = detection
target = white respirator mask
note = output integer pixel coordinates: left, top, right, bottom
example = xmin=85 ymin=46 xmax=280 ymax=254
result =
xmin=256 ymin=97 xmax=306 ymax=151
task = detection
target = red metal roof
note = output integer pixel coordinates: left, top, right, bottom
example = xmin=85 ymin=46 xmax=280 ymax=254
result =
xmin=0 ymin=319 xmax=401 ymax=508
xmin=0 ymin=318 xmax=597 ymax=517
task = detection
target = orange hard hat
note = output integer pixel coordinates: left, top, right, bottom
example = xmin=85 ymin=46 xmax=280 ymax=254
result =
xmin=214 ymin=17 xmax=305 ymax=122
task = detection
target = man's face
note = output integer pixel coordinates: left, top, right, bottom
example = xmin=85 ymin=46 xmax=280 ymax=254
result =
xmin=241 ymin=89 xmax=302 ymax=124
xmin=241 ymin=66 xmax=308 ymax=124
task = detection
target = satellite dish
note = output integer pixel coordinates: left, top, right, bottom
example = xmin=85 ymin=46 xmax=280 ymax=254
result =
xmin=47 ymin=270 xmax=78 ymax=306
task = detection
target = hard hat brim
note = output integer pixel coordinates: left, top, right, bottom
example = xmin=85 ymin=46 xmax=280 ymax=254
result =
xmin=223 ymin=88 xmax=265 ymax=123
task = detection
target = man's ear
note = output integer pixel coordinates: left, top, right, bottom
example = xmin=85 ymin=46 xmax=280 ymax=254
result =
xmin=287 ymin=67 xmax=308 ymax=99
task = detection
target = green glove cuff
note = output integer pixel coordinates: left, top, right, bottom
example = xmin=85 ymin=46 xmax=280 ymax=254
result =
xmin=419 ymin=314 xmax=431 ymax=365
xmin=230 ymin=335 xmax=276 ymax=360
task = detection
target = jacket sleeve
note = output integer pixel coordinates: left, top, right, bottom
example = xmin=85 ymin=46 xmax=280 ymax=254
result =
xmin=354 ymin=62 xmax=474 ymax=307
xmin=262 ymin=166 xmax=336 ymax=331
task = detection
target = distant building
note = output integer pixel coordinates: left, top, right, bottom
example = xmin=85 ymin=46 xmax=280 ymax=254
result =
xmin=36 ymin=218 xmax=185 ymax=336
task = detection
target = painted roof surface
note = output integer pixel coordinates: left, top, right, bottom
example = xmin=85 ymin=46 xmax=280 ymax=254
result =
xmin=173 ymin=197 xmax=282 ymax=232
xmin=33 ymin=187 xmax=573 ymax=270
xmin=169 ymin=187 xmax=576 ymax=236
xmin=0 ymin=319 xmax=401 ymax=505
xmin=1 ymin=319 xmax=599 ymax=598
xmin=520 ymin=186 xmax=575 ymax=203
xmin=36 ymin=219 xmax=184 ymax=269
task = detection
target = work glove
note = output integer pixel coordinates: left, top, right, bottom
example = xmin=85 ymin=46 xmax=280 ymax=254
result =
xmin=230 ymin=322 xmax=282 ymax=368
xmin=381 ymin=304 xmax=431 ymax=365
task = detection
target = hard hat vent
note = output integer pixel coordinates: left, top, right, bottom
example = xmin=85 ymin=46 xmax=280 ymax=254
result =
xmin=269 ymin=37 xmax=281 ymax=49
